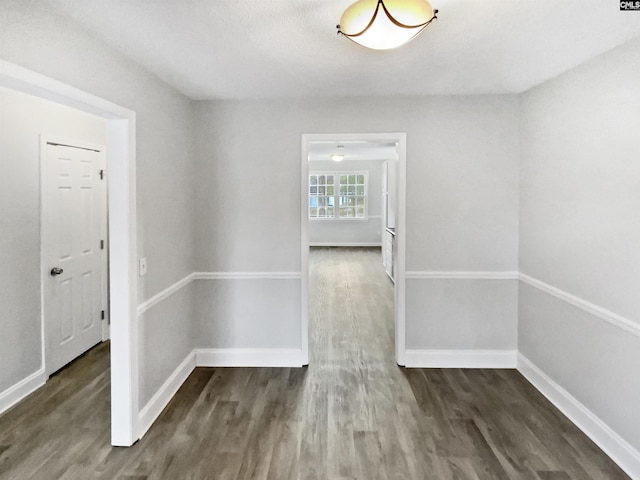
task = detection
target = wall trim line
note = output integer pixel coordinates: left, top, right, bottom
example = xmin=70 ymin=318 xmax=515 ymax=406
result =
xmin=402 ymin=270 xmax=639 ymax=337
xmin=138 ymin=351 xmax=196 ymax=439
xmin=404 ymin=349 xmax=517 ymax=368
xmin=137 ymin=273 xmax=195 ymax=316
xmin=0 ymin=368 xmax=47 ymax=416
xmin=517 ymin=354 xmax=640 ymax=479
xmin=519 ymin=273 xmax=640 ymax=338
xmin=406 ymin=271 xmax=519 ymax=280
xmin=309 ymin=242 xmax=382 ymax=247
xmin=137 ymin=271 xmax=304 ymax=316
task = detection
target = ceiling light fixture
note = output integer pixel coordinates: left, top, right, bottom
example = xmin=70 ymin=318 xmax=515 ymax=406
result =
xmin=331 ymin=145 xmax=345 ymax=162
xmin=337 ymin=0 xmax=438 ymax=50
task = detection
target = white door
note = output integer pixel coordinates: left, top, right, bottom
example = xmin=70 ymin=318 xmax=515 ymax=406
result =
xmin=43 ymin=139 xmax=106 ymax=375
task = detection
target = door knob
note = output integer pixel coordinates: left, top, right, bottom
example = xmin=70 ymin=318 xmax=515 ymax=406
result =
xmin=50 ymin=267 xmax=64 ymax=276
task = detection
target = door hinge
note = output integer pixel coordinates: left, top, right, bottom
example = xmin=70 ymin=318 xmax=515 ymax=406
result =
xmin=101 ymin=310 xmax=105 ymax=320
xmin=99 ymin=169 xmax=105 ymax=180
xmin=100 ymin=239 xmax=104 ymax=250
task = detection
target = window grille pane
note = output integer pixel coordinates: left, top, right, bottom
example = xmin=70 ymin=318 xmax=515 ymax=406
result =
xmin=341 ymin=207 xmax=354 ymax=217
xmin=312 ymin=171 xmax=366 ymax=220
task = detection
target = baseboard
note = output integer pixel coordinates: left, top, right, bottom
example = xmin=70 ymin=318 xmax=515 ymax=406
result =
xmin=0 ymin=367 xmax=47 ymax=415
xmin=136 ymin=347 xmax=304 ymax=440
xmin=137 ymin=351 xmax=196 ymax=439
xmin=517 ymin=354 xmax=640 ymax=480
xmin=309 ymin=242 xmax=382 ymax=247
xmin=404 ymin=349 xmax=517 ymax=368
xmin=195 ymin=348 xmax=306 ymax=367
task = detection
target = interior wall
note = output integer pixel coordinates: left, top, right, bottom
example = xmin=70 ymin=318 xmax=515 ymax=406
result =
xmin=308 ymin=159 xmax=384 ymax=246
xmin=519 ymin=36 xmax=640 ymax=453
xmin=0 ymin=3 xmax=197 ymax=412
xmin=192 ymin=95 xmax=520 ymax=353
xmin=0 ymin=87 xmax=107 ymax=395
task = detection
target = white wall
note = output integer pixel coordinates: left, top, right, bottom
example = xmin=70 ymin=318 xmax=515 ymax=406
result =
xmin=519 ymin=36 xmax=640 ymax=457
xmin=0 ymin=4 xmax=197 ymax=413
xmin=309 ymin=159 xmax=384 ymax=246
xmin=192 ymin=96 xmax=520 ymax=354
xmin=0 ymin=87 xmax=107 ymax=395
xmin=192 ymin=279 xmax=301 ymax=350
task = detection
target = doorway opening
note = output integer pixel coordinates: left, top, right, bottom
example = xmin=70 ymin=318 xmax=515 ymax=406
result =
xmin=0 ymin=60 xmax=138 ymax=446
xmin=301 ymin=133 xmax=407 ymax=366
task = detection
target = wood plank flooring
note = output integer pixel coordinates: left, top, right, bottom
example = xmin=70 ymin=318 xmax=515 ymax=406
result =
xmin=0 ymin=247 xmax=630 ymax=479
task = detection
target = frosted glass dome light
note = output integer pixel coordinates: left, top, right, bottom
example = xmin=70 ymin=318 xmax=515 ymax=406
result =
xmin=337 ymin=0 xmax=438 ymax=50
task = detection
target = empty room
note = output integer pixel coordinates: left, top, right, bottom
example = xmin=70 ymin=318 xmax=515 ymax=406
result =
xmin=0 ymin=0 xmax=639 ymax=478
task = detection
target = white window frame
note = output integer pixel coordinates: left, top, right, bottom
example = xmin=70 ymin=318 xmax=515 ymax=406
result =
xmin=308 ymin=172 xmax=336 ymax=219
xmin=309 ymin=171 xmax=368 ymax=221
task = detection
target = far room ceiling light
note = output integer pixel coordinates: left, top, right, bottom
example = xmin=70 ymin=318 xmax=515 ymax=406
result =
xmin=337 ymin=0 xmax=438 ymax=50
xmin=331 ymin=145 xmax=345 ymax=162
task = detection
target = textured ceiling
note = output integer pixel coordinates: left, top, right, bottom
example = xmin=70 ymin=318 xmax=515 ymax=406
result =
xmin=43 ymin=0 xmax=640 ymax=100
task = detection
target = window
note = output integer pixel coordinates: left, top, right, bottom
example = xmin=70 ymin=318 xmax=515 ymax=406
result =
xmin=309 ymin=174 xmax=335 ymax=218
xmin=309 ymin=171 xmax=367 ymax=219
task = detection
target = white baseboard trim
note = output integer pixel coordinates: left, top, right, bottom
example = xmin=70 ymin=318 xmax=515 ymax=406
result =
xmin=309 ymin=242 xmax=382 ymax=247
xmin=406 ymin=271 xmax=519 ymax=280
xmin=0 ymin=367 xmax=47 ymax=415
xmin=137 ymin=351 xmax=196 ymax=439
xmin=136 ymin=347 xmax=305 ymax=440
xmin=517 ymin=354 xmax=640 ymax=480
xmin=195 ymin=348 xmax=306 ymax=367
xmin=193 ymin=272 xmax=302 ymax=280
xmin=404 ymin=349 xmax=517 ymax=368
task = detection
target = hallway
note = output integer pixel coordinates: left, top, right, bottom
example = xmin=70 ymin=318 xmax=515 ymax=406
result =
xmin=0 ymin=248 xmax=628 ymax=479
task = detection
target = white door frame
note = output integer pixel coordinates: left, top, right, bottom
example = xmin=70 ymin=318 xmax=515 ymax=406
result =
xmin=301 ymin=133 xmax=407 ymax=366
xmin=0 ymin=60 xmax=139 ymax=446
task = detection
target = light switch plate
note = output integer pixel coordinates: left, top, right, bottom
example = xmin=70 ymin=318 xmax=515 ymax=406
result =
xmin=139 ymin=257 xmax=147 ymax=277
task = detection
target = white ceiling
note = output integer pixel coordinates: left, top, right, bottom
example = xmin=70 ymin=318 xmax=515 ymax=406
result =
xmin=43 ymin=0 xmax=640 ymax=100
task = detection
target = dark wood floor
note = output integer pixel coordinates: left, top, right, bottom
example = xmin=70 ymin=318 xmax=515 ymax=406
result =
xmin=0 ymin=247 xmax=629 ymax=479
